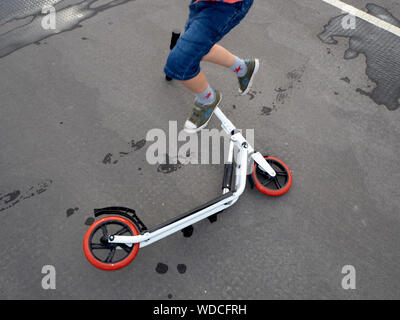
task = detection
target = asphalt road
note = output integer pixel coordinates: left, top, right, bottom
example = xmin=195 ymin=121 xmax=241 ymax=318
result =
xmin=0 ymin=0 xmax=399 ymax=299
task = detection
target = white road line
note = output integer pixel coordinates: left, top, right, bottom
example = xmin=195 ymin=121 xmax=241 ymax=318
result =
xmin=321 ymin=0 xmax=400 ymax=37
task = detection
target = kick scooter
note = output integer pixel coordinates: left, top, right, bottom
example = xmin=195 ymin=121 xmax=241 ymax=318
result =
xmin=83 ymin=108 xmax=292 ymax=270
xmin=83 ymin=32 xmax=293 ymax=271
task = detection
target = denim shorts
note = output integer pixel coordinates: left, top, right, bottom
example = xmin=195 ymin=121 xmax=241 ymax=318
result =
xmin=164 ymin=0 xmax=254 ymax=81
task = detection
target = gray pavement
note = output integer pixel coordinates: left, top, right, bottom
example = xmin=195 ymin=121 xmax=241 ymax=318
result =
xmin=0 ymin=0 xmax=399 ymax=299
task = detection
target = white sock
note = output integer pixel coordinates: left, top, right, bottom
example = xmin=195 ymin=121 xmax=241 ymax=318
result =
xmin=229 ymin=56 xmax=248 ymax=77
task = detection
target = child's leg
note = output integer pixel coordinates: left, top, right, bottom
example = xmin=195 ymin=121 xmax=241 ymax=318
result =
xmin=202 ymin=44 xmax=235 ymax=68
xmin=180 ymin=70 xmax=220 ymax=133
xmin=180 ymin=43 xmax=253 ymax=100
xmin=180 ymin=70 xmax=208 ymax=94
xmin=203 ymin=44 xmax=259 ymax=95
xmin=203 ymin=44 xmax=247 ymax=76
xmin=164 ymin=0 xmax=254 ymax=133
xmin=181 ymin=70 xmax=216 ymax=106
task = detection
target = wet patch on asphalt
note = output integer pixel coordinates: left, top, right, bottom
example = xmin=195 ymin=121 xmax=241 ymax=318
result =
xmin=102 ymin=139 xmax=146 ymax=165
xmin=0 ymin=179 xmax=53 ymax=212
xmin=157 ymin=153 xmax=183 ymax=174
xmin=177 ymin=264 xmax=187 ymax=274
xmin=261 ymin=65 xmax=305 ymax=116
xmin=155 ymin=262 xmax=187 ymax=275
xmin=319 ymin=4 xmax=400 ymax=111
xmin=246 ymin=90 xmax=260 ymax=101
xmin=66 ymin=206 xmax=79 ymax=217
xmin=341 ymin=76 xmax=351 ymax=84
xmin=155 ymin=262 xmax=168 ymax=274
xmin=84 ymin=216 xmax=95 ymax=226
xmin=275 ymin=65 xmax=305 ymax=105
xmin=261 ymin=106 xmax=273 ymax=116
xmin=0 ymin=0 xmax=136 ymax=59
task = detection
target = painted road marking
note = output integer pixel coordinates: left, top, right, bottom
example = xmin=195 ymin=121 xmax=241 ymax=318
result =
xmin=321 ymin=0 xmax=400 ymax=37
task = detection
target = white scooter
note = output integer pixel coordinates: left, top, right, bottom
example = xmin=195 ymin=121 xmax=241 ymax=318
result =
xmin=83 ymin=107 xmax=292 ymax=270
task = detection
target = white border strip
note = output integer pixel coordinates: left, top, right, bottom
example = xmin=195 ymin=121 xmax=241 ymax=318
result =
xmin=322 ymin=0 xmax=400 ymax=37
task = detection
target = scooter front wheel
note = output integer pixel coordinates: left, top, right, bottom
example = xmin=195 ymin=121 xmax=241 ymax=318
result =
xmin=252 ymin=156 xmax=292 ymax=196
xmin=83 ymin=216 xmax=140 ymax=271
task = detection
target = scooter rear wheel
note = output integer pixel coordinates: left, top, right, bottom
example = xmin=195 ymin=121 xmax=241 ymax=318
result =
xmin=83 ymin=216 xmax=140 ymax=271
xmin=252 ymin=156 xmax=292 ymax=196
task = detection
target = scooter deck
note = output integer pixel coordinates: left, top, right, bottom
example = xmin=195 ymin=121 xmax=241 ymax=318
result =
xmin=146 ymin=191 xmax=234 ymax=233
xmin=93 ymin=191 xmax=234 ymax=236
